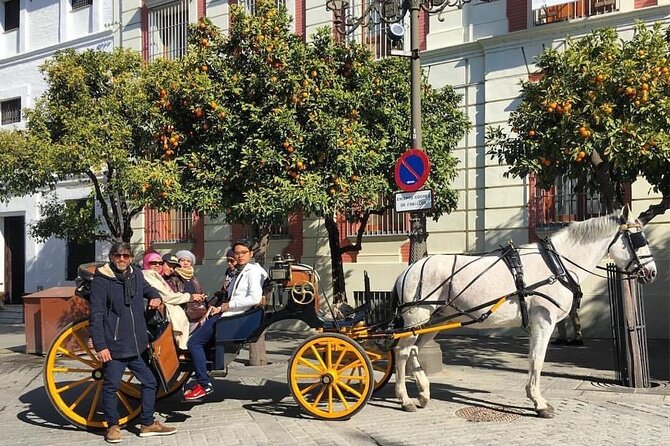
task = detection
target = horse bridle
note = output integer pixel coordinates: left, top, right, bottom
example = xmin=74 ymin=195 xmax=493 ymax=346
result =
xmin=606 ymin=220 xmax=654 ymax=278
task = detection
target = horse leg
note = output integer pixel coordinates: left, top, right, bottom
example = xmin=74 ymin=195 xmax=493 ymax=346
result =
xmin=394 ymin=336 xmax=418 ymax=412
xmin=412 ymin=332 xmax=437 ymax=408
xmin=525 ymin=312 xmax=556 ymax=418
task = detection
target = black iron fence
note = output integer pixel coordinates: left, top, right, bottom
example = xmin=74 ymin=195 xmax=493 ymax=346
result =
xmin=607 ymin=264 xmax=650 ymax=387
xmin=352 ymin=271 xmax=396 ymax=326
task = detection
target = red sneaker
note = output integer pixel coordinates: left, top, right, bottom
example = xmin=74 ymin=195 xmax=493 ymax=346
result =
xmin=183 ymin=383 xmax=213 ymax=401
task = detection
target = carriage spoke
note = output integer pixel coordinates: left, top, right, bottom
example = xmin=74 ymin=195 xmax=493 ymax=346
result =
xmin=309 ymin=345 xmax=327 ymax=370
xmin=71 ymin=330 xmax=97 ymax=362
xmin=328 ymin=385 xmax=333 ymax=413
xmin=337 ymin=380 xmax=363 ymax=399
xmin=56 ymin=347 xmax=97 ymax=368
xmin=56 ymin=376 xmax=93 ymax=393
xmin=87 ymin=382 xmax=103 ymax=421
xmin=338 ymin=359 xmax=364 ymax=373
xmin=298 ymin=356 xmax=323 ymax=373
xmin=299 ymin=382 xmax=321 ymax=396
xmin=295 ymin=373 xmax=322 ymax=379
xmin=119 ymin=381 xmax=138 ymax=395
xmin=326 ymin=341 xmax=333 ymax=369
xmin=333 ymin=346 xmax=347 ymax=370
xmin=69 ymin=381 xmax=96 ymax=410
xmin=312 ymin=384 xmax=327 ymax=406
xmin=53 ymin=367 xmax=96 ymax=374
xmin=333 ymin=383 xmax=351 ymax=409
xmin=117 ymin=390 xmax=134 ymax=414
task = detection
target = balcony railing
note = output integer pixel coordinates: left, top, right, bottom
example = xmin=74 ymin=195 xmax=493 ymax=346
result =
xmin=534 ymin=0 xmax=619 ymax=26
xmin=530 ymin=186 xmax=605 ymax=229
xmin=344 ymin=197 xmax=411 ymax=237
xmin=145 ymin=208 xmax=196 ymax=243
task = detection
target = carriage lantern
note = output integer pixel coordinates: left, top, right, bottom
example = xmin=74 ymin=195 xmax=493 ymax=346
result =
xmin=269 ymin=254 xmax=292 ymax=281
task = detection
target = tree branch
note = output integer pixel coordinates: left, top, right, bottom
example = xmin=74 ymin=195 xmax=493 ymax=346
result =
xmin=638 ymin=174 xmax=670 ymax=225
xmin=86 ymin=169 xmax=119 ymax=239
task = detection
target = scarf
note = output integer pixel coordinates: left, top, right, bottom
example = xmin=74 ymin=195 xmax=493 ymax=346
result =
xmin=110 ymin=264 xmax=136 ymax=305
xmin=175 ymin=266 xmax=194 ymax=281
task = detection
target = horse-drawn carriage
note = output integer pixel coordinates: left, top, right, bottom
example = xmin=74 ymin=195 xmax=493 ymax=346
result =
xmin=43 ymin=210 xmax=657 ymax=428
xmin=43 ymin=255 xmax=395 ymax=429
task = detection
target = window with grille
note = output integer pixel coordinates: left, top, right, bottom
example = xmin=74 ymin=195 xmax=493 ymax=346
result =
xmin=344 ymin=195 xmax=410 ymax=237
xmin=147 ymin=0 xmax=189 ymax=61
xmin=1 ymin=98 xmax=21 ymax=125
xmin=239 ymin=0 xmax=286 ymax=14
xmin=530 ymin=175 xmax=605 ymax=229
xmin=533 ymin=0 xmax=619 ymax=26
xmin=71 ymin=0 xmax=93 ymax=10
xmin=145 ymin=208 xmax=197 ymax=243
xmin=337 ymin=0 xmax=403 ymax=60
xmin=3 ymin=0 xmax=19 ymax=31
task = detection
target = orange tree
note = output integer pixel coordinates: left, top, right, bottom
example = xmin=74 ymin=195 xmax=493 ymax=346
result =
xmin=487 ymin=23 xmax=670 ymax=223
xmin=152 ymin=0 xmax=469 ymax=301
xmin=0 ymin=49 xmax=180 ymax=243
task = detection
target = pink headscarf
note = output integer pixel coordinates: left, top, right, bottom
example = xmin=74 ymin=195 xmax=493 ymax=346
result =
xmin=143 ymin=252 xmax=163 ymax=270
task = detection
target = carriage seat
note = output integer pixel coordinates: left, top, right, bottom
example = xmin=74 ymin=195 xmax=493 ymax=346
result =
xmin=214 ymin=307 xmax=265 ymax=342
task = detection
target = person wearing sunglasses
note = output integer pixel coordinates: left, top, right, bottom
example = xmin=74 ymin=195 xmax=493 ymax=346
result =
xmin=141 ymin=251 xmax=205 ymax=351
xmin=183 ymin=240 xmax=269 ymax=401
xmin=89 ymin=242 xmax=177 ymax=442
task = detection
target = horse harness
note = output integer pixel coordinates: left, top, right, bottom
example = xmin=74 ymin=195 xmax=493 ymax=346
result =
xmin=500 ymin=240 xmax=583 ymax=328
xmin=398 ymin=240 xmax=582 ymax=330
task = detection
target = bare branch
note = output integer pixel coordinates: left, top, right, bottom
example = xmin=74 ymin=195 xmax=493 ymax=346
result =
xmin=638 ymin=174 xmax=670 ymax=225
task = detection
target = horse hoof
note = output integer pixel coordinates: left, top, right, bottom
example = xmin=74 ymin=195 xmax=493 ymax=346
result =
xmin=402 ymin=403 xmax=417 ymax=412
xmin=536 ymin=408 xmax=556 ymax=419
xmin=417 ymin=395 xmax=429 ymax=408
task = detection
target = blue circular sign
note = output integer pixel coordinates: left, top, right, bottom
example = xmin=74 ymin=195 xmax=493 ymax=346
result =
xmin=394 ymin=149 xmax=431 ymax=192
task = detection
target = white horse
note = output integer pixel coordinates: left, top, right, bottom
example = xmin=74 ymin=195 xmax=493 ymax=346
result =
xmin=392 ymin=208 xmax=657 ymax=418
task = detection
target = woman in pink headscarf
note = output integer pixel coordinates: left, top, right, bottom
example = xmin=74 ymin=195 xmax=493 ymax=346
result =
xmin=141 ymin=252 xmax=204 ymax=350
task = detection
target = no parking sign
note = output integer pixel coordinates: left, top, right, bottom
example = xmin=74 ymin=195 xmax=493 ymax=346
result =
xmin=394 ymin=149 xmax=431 ymax=192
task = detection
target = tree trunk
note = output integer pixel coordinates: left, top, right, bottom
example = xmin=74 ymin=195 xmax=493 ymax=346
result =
xmin=324 ymin=215 xmax=347 ymax=304
xmin=249 ymin=224 xmax=270 ymax=367
xmin=589 ymin=149 xmax=619 ymax=212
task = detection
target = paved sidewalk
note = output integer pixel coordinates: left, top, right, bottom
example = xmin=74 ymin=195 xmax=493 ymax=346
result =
xmin=0 ymin=304 xmax=668 ymax=446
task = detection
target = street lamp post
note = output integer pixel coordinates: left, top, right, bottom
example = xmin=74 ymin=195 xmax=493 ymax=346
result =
xmin=326 ymin=0 xmax=487 ymax=374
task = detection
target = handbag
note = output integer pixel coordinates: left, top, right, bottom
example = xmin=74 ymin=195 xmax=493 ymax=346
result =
xmin=148 ymin=323 xmax=179 ymax=392
xmin=185 ymin=301 xmax=208 ymax=322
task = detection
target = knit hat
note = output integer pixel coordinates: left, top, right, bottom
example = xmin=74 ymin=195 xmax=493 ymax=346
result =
xmin=142 ymin=252 xmax=163 ymax=270
xmin=225 ymin=248 xmax=235 ymax=260
xmin=175 ymin=249 xmax=196 ymax=264
xmin=162 ymin=253 xmax=180 ymax=266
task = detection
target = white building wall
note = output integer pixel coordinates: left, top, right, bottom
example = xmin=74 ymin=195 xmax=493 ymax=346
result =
xmin=0 ymin=0 xmax=116 ymax=298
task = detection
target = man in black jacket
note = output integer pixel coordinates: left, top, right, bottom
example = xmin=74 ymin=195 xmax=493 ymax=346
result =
xmin=89 ymin=242 xmax=178 ymax=443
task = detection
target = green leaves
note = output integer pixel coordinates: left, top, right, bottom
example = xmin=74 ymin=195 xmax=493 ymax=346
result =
xmin=487 ymin=22 xmax=670 ymax=215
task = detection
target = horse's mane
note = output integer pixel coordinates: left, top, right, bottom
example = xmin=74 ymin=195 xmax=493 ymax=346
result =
xmin=552 ymin=213 xmax=620 ymax=245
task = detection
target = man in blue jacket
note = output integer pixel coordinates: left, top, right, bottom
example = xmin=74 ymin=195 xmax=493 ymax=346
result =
xmin=89 ymin=242 xmax=178 ymax=443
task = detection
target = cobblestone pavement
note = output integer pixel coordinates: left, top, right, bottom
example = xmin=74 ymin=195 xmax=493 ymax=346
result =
xmin=0 ymin=305 xmax=668 ymax=446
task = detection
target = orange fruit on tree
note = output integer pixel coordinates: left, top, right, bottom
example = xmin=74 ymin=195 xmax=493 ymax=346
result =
xmin=578 ymin=127 xmax=590 ymax=138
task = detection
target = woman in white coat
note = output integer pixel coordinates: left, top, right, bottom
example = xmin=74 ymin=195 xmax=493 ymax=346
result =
xmin=141 ymin=252 xmax=204 ymax=350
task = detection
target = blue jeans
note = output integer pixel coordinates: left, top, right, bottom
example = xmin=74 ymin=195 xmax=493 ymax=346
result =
xmin=102 ymin=354 xmax=157 ymax=426
xmin=187 ymin=314 xmax=221 ymax=386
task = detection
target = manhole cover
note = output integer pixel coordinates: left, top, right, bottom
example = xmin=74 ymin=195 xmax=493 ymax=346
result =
xmin=454 ymin=406 xmax=522 ymax=422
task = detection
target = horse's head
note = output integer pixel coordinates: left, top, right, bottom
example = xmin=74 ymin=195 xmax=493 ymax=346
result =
xmin=607 ymin=207 xmax=657 ymax=284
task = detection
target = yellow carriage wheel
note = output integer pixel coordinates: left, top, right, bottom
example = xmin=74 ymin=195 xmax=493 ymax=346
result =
xmin=43 ymin=320 xmax=141 ymax=429
xmin=288 ymin=333 xmax=373 ymax=420
xmin=358 ymin=339 xmax=395 ymax=394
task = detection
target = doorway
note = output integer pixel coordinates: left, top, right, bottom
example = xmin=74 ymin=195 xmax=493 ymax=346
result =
xmin=3 ymin=216 xmax=25 ymax=304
